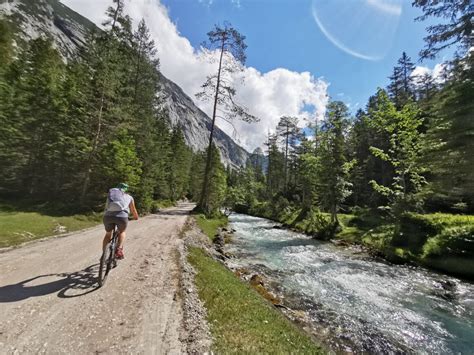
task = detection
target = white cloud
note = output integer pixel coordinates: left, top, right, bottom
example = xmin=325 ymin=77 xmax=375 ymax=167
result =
xmin=412 ymin=63 xmax=447 ymax=84
xmin=61 ymin=0 xmax=328 ymax=151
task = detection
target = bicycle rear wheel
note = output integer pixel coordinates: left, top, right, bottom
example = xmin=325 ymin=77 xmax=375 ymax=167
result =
xmin=98 ymin=239 xmax=115 ymax=287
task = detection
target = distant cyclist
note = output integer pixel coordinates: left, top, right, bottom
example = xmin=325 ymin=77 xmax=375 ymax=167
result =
xmin=103 ymin=183 xmax=139 ymax=259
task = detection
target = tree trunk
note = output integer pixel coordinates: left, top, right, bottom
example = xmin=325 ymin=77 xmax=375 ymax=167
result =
xmin=199 ymin=37 xmax=226 ymax=214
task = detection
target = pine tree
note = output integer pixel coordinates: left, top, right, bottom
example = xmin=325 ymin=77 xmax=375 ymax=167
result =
xmin=167 ymin=127 xmax=192 ymax=201
xmin=195 ymin=23 xmax=258 ymax=215
xmin=296 ymin=138 xmax=319 ymax=210
xmin=78 ymin=0 xmax=134 ymax=203
xmin=388 ymin=52 xmax=416 ymax=108
xmin=276 ymin=116 xmax=301 ymax=191
xmin=265 ymin=133 xmax=285 ymax=197
xmin=0 ymin=19 xmax=15 ymax=191
xmin=413 ymin=0 xmax=473 ymax=59
xmin=0 ymin=19 xmax=13 ymax=68
xmin=126 ymin=18 xmax=167 ymax=210
xmin=423 ymin=54 xmax=474 ymax=211
xmin=316 ymin=101 xmax=352 ymax=224
xmin=7 ymin=38 xmax=67 ymax=198
xmin=413 ymin=72 xmax=437 ymax=101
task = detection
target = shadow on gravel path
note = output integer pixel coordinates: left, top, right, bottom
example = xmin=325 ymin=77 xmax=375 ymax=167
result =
xmin=0 ymin=264 xmax=99 ymax=302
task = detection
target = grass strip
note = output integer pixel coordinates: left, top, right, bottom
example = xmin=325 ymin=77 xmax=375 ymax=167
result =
xmin=0 ymin=210 xmax=102 ymax=248
xmin=195 ymin=214 xmax=228 ymax=241
xmin=188 ymin=247 xmax=324 ymax=354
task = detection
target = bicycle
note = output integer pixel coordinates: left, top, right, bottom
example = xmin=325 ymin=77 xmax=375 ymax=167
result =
xmin=98 ymin=224 xmax=119 ymax=287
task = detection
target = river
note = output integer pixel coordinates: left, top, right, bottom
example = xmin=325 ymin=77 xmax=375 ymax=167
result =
xmin=226 ymin=213 xmax=474 ymax=354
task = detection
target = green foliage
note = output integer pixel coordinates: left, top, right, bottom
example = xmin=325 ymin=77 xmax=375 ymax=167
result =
xmin=0 ymin=19 xmax=13 ymax=67
xmin=188 ymin=247 xmax=323 ymax=353
xmin=265 ymin=134 xmax=286 ymax=197
xmin=367 ymin=89 xmax=426 ymax=216
xmin=422 ymin=226 xmax=474 ymax=258
xmin=294 ymin=208 xmax=335 ymax=240
xmin=204 ymin=145 xmax=228 ymax=215
xmin=396 ymin=213 xmax=474 ymax=257
xmin=422 ymin=54 xmax=474 ymax=212
xmin=413 ymin=0 xmax=473 ymax=59
xmin=316 ymin=101 xmax=353 ymax=224
xmin=98 ymin=130 xmax=142 ymax=191
xmin=297 ymin=142 xmax=321 ymax=209
xmin=387 ymin=52 xmax=415 ymax=108
xmin=0 ymin=3 xmax=198 ymax=214
xmin=167 ymin=128 xmax=192 ymax=201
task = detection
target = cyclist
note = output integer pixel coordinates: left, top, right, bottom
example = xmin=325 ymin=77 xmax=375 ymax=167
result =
xmin=102 ymin=183 xmax=139 ymax=259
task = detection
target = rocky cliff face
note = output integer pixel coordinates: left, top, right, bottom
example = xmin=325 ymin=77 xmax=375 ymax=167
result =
xmin=159 ymin=74 xmax=249 ymax=167
xmin=0 ymin=0 xmax=95 ymax=57
xmin=0 ymin=0 xmax=250 ymax=167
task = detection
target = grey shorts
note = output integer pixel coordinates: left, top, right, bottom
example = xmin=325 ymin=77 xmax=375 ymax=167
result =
xmin=103 ymin=215 xmax=128 ymax=232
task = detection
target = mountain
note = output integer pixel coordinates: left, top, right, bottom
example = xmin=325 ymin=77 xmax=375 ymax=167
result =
xmin=159 ymin=74 xmax=250 ymax=167
xmin=0 ymin=0 xmax=250 ymax=167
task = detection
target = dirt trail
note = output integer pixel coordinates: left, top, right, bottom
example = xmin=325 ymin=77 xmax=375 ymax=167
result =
xmin=0 ymin=203 xmax=195 ymax=354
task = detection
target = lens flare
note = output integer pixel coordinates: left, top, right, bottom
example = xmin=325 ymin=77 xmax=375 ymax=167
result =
xmin=312 ymin=0 xmax=402 ymax=61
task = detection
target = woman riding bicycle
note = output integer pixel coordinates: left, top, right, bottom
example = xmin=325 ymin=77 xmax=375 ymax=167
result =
xmin=102 ymin=183 xmax=139 ymax=259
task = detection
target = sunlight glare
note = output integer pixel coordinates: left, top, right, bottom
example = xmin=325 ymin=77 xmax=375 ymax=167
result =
xmin=312 ymin=0 xmax=403 ymax=61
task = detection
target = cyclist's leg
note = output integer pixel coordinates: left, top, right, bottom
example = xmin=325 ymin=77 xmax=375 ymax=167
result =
xmin=116 ymin=218 xmax=128 ymax=249
xmin=102 ymin=216 xmax=115 ymax=251
xmin=102 ymin=231 xmax=113 ymax=251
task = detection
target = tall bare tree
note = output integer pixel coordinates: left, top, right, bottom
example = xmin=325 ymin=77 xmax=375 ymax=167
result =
xmin=196 ymin=23 xmax=258 ymax=214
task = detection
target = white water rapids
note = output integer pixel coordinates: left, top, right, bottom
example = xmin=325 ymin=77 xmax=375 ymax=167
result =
xmin=226 ymin=214 xmax=474 ymax=354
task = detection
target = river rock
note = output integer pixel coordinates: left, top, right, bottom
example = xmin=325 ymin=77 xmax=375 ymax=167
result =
xmin=250 ymin=274 xmax=264 ymax=287
xmin=330 ymin=239 xmax=350 ymax=247
xmin=253 ymin=284 xmax=281 ymax=305
xmin=213 ymin=234 xmax=225 ymax=254
xmin=433 ymin=279 xmax=457 ymax=300
xmin=223 ymin=233 xmax=233 ymax=244
xmin=234 ymin=268 xmax=250 ymax=278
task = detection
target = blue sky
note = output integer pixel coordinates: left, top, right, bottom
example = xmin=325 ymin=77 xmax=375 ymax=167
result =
xmin=64 ymin=0 xmax=451 ymax=150
xmin=161 ymin=0 xmax=448 ymax=111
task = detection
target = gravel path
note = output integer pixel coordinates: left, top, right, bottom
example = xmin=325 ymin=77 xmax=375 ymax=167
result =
xmin=0 ymin=203 xmax=195 ymax=354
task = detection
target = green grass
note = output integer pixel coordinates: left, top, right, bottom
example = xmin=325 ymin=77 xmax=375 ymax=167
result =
xmin=188 ymin=247 xmax=324 ymax=354
xmin=195 ymin=214 xmax=228 ymax=241
xmin=0 ymin=207 xmax=102 ymax=248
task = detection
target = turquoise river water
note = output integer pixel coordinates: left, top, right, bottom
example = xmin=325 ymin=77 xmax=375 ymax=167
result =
xmin=226 ymin=214 xmax=474 ymax=354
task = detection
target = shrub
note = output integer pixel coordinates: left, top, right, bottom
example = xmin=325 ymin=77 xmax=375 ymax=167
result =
xmin=272 ymin=196 xmax=290 ymax=220
xmin=422 ymin=226 xmax=474 ymax=258
xmin=299 ymin=208 xmax=336 ymax=240
xmin=391 ymin=213 xmax=436 ymax=251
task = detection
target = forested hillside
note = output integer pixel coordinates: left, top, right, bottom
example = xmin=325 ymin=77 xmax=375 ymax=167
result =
xmin=0 ymin=1 xmax=227 ymax=212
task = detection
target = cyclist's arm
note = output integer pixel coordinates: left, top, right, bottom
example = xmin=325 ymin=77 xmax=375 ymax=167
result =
xmin=130 ymin=199 xmax=139 ymax=220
